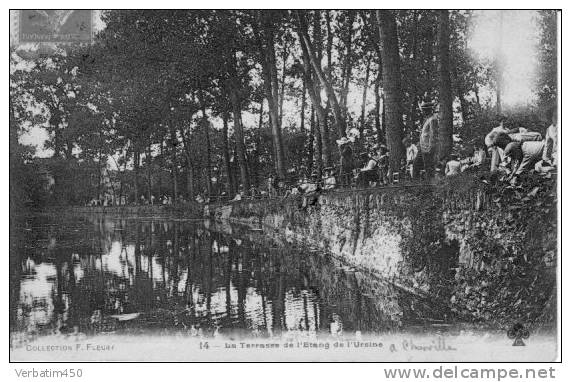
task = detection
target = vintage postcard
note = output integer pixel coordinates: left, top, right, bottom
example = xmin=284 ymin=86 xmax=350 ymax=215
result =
xmin=9 ymin=9 xmax=560 ymax=364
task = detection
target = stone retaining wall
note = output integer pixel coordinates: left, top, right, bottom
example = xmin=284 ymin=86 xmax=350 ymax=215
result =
xmin=213 ymin=175 xmax=557 ymax=326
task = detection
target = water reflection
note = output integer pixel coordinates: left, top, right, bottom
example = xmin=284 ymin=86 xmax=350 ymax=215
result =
xmin=10 ymin=215 xmax=452 ymax=346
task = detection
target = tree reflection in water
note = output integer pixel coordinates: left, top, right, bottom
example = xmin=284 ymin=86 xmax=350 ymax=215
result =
xmin=10 ymin=215 xmax=453 ymax=345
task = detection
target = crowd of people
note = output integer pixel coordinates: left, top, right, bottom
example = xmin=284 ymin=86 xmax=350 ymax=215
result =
xmin=223 ymin=101 xmax=558 ymax=205
xmin=385 ymin=101 xmax=557 ymax=186
xmin=94 ymin=101 xmax=557 ymax=208
xmin=486 ymin=113 xmax=558 ymax=184
xmin=400 ymin=101 xmax=489 ymax=181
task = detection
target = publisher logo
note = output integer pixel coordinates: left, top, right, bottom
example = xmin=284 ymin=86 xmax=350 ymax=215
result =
xmin=507 ymin=322 xmax=530 ymax=346
xmin=19 ymin=10 xmax=92 ymax=43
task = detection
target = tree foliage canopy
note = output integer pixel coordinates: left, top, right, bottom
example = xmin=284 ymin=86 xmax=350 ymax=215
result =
xmin=10 ymin=10 xmax=558 ymax=207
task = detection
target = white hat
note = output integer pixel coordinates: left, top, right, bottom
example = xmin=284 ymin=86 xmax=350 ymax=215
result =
xmin=347 ymin=128 xmax=360 ymax=139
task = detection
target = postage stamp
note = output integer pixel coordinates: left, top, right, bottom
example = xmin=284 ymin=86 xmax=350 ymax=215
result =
xmin=18 ymin=10 xmax=93 ymax=43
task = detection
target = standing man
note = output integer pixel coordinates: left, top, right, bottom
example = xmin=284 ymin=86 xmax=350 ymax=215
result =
xmin=419 ymin=101 xmax=439 ymax=178
xmin=376 ymin=145 xmax=390 ymax=185
xmin=267 ymin=174 xmax=277 ymax=198
xmin=337 ymin=137 xmax=355 ymax=187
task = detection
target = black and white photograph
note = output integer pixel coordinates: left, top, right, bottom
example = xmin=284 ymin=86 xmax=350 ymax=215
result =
xmin=8 ymin=7 xmax=561 ymax=367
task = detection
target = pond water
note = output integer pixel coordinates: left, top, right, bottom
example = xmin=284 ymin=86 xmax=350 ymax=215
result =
xmin=10 ymin=214 xmax=473 ymax=347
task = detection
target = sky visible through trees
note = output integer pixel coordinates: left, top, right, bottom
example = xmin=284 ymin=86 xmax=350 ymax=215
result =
xmin=10 ymin=9 xmax=558 ymax=206
xmin=16 ymin=10 xmax=550 ymax=157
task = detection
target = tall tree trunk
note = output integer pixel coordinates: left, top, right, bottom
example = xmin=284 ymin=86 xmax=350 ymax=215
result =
xmin=298 ymin=31 xmax=330 ymax=168
xmin=118 ymin=156 xmax=126 ymax=205
xmin=158 ymin=142 xmax=164 ymax=199
xmin=451 ymin=67 xmax=468 ymax=122
xmin=268 ymin=27 xmax=287 ymax=179
xmin=50 ymin=108 xmax=64 ymax=159
xmin=200 ymin=104 xmax=212 ymax=198
xmin=255 ymin=100 xmax=264 ymax=186
xmin=97 ymin=148 xmax=102 ymax=202
xmin=222 ymin=112 xmax=234 ymax=195
xmin=300 ymin=77 xmax=306 ymax=132
xmin=187 ymin=164 xmax=194 ymax=200
xmin=313 ymin=12 xmax=324 ymax=74
xmin=265 ymin=88 xmax=285 ymax=178
xmin=408 ymin=11 xmax=420 ymax=131
xmin=374 ymin=61 xmax=383 ymax=144
xmin=254 ymin=14 xmax=287 ymax=179
xmin=325 ymin=11 xmax=333 ymax=82
xmin=296 ymin=11 xmax=346 ymax=138
xmin=179 ymin=125 xmax=194 ymax=200
xmin=311 ymin=11 xmax=330 ymax=168
xmin=340 ymin=11 xmax=356 ymax=114
xmin=381 ymin=93 xmax=386 ymax=137
xmin=167 ymin=123 xmax=179 ymax=200
xmin=147 ymin=142 xmax=153 ymax=203
xmin=65 ymin=139 xmax=73 ymax=161
xmin=133 ymin=150 xmax=140 ymax=204
xmin=228 ymin=85 xmax=249 ymax=191
xmin=278 ymin=42 xmax=289 ymax=126
xmin=315 ymin=117 xmax=323 ymax=178
xmin=359 ymin=53 xmax=371 ymax=136
xmin=259 ymin=98 xmax=264 ymax=129
xmin=307 ymin=106 xmax=315 ymax=174
xmin=376 ymin=10 xmax=405 ymax=171
xmin=437 ymin=10 xmax=454 ymax=160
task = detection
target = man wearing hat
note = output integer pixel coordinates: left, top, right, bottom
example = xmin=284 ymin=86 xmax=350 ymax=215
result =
xmin=419 ymin=101 xmax=439 ymax=178
xmin=300 ymin=172 xmax=320 ymax=208
xmin=357 ymin=151 xmax=378 ymax=187
xmin=337 ymin=137 xmax=354 ymax=187
xmin=323 ymin=167 xmax=337 ymax=190
xmin=376 ymin=144 xmax=390 ymax=185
